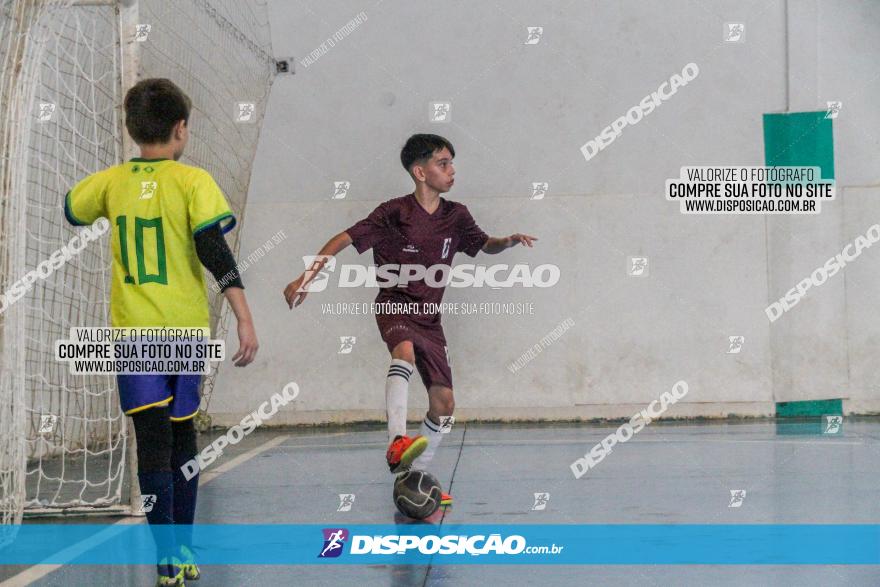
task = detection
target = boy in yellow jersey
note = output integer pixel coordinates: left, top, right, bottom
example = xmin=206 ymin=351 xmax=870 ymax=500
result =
xmin=64 ymin=78 xmax=258 ymax=586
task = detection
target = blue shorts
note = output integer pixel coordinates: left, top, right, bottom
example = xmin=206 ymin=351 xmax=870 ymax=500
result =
xmin=116 ymin=374 xmax=202 ymax=421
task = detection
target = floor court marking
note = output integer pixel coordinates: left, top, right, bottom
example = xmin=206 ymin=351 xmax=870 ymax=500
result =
xmin=200 ymin=434 xmax=290 ymax=485
xmin=0 ymin=434 xmax=291 ymax=587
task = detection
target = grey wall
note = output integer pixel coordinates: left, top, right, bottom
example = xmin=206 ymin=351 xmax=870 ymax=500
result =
xmin=209 ymin=0 xmax=880 ymax=425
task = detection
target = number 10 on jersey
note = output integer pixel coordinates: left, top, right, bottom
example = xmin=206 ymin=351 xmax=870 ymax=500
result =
xmin=115 ymin=215 xmax=168 ymax=285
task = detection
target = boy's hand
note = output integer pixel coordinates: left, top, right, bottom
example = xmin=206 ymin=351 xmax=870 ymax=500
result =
xmin=232 ymin=319 xmax=258 ymax=366
xmin=509 ymin=233 xmax=538 ymax=248
xmin=283 ymin=273 xmax=310 ymax=308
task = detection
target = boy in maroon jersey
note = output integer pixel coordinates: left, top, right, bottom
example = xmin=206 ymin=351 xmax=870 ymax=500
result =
xmin=283 ymin=134 xmax=536 ymax=504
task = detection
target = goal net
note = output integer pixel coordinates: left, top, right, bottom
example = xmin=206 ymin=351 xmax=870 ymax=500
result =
xmin=0 ymin=0 xmax=275 ymax=530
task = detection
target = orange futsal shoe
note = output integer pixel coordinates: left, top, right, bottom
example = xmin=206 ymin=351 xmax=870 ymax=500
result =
xmin=386 ymin=435 xmax=427 ymax=474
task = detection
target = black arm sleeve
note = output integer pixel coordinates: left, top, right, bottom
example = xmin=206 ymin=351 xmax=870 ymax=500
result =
xmin=194 ymin=224 xmax=243 ymax=291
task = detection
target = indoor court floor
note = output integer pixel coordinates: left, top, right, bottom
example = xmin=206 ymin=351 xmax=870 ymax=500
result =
xmin=5 ymin=419 xmax=879 ymax=586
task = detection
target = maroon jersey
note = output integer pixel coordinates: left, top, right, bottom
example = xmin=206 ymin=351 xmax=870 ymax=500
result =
xmin=345 ymin=193 xmax=488 ymax=325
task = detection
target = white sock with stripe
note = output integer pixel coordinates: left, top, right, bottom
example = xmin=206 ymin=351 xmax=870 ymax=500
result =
xmin=385 ymin=359 xmax=413 ymax=442
xmin=411 ymin=416 xmax=444 ymax=469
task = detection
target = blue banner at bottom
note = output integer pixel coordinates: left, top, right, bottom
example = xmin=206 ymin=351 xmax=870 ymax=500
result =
xmin=0 ymin=524 xmax=878 ymax=565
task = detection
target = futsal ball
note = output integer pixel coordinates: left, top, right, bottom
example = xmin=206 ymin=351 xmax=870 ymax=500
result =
xmin=393 ymin=469 xmax=442 ymax=519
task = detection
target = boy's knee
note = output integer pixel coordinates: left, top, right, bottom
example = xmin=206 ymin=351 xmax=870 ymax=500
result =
xmin=391 ymin=341 xmax=415 ymax=364
xmin=429 ymin=387 xmax=454 ymax=417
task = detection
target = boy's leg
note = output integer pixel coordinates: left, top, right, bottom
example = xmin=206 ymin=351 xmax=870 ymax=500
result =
xmin=131 ymin=406 xmax=174 ymax=525
xmin=170 ymin=418 xmax=198 ymax=525
xmin=411 ymin=384 xmax=454 ymax=470
xmin=386 ymin=341 xmax=416 ymax=441
xmin=411 ymin=326 xmax=454 ymax=471
xmin=377 ymin=314 xmax=428 ymax=473
xmin=384 ymin=339 xmax=428 ymax=473
xmin=171 ymin=420 xmax=197 ymax=541
xmin=168 ymin=375 xmax=202 ymax=579
xmin=118 ymin=374 xmax=181 ymax=582
xmin=130 ymin=406 xmax=178 ymax=574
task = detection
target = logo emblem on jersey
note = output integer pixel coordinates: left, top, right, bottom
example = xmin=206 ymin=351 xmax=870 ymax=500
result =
xmin=402 ymin=244 xmax=419 ymax=253
xmin=441 ymin=237 xmax=452 ymax=259
xmin=318 ymin=528 xmax=348 ymax=558
xmin=139 ymin=181 xmax=157 ymax=200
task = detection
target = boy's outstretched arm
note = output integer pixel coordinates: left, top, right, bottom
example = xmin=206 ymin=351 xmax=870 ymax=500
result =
xmin=481 ymin=233 xmax=538 ymax=254
xmin=194 ymin=225 xmax=258 ymax=366
xmin=283 ymin=231 xmax=353 ymax=308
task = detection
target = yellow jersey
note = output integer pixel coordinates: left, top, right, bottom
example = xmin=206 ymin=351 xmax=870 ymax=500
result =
xmin=64 ymin=158 xmax=235 ymax=328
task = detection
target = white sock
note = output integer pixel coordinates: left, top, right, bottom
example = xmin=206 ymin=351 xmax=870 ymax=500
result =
xmin=385 ymin=359 xmax=413 ymax=442
xmin=412 ymin=416 xmax=444 ymax=469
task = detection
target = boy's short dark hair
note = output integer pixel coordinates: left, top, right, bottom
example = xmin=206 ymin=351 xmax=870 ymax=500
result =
xmin=123 ymin=78 xmax=192 ymax=144
xmin=400 ymin=134 xmax=455 ymax=172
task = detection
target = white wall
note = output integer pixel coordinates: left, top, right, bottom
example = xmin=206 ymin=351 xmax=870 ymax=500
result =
xmin=210 ymin=0 xmax=880 ymax=425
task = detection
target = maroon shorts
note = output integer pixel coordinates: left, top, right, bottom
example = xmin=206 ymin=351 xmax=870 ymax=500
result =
xmin=375 ymin=313 xmax=452 ymax=389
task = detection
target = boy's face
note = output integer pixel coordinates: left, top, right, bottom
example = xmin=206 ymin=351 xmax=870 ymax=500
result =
xmin=171 ymin=119 xmax=189 ymax=161
xmin=413 ymin=147 xmax=455 ymax=193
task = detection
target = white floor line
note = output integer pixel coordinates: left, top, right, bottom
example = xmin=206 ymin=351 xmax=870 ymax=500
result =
xmin=1 ymin=434 xmax=290 ymax=587
xmin=199 ymin=434 xmax=289 ymax=485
